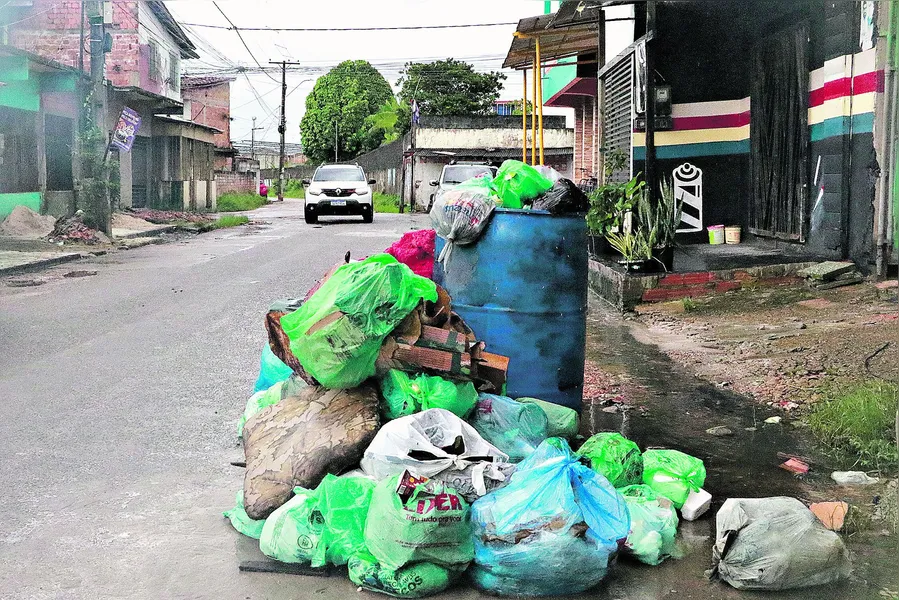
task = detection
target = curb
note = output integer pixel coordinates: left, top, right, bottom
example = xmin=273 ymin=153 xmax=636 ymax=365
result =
xmin=114 ymin=225 xmax=178 ymax=239
xmin=0 ymin=252 xmax=84 ymax=277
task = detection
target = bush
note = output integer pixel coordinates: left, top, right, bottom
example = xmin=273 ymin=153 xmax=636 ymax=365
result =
xmin=808 ymin=381 xmax=899 ymax=471
xmin=218 ymin=193 xmax=268 ymax=212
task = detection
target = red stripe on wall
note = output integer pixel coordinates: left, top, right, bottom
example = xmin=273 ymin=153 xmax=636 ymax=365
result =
xmin=672 ymin=112 xmax=750 ymax=131
xmin=809 ymin=70 xmax=883 ymax=107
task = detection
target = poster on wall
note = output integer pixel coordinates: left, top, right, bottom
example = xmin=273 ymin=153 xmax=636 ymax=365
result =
xmin=860 ymin=1 xmax=875 ymax=51
xmin=109 ymin=107 xmax=142 ymax=153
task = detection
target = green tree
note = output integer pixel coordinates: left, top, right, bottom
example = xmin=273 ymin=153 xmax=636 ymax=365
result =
xmin=364 ymin=97 xmax=401 ymax=147
xmin=395 ymin=58 xmax=506 ymax=134
xmin=300 ymin=60 xmax=394 ymax=163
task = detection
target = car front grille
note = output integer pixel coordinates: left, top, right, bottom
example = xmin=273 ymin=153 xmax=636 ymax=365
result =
xmin=321 ymin=188 xmax=355 ymax=198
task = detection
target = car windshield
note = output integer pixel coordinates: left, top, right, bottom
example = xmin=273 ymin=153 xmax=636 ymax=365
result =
xmin=313 ymin=167 xmax=365 ymax=182
xmin=442 ymin=166 xmax=493 ymax=185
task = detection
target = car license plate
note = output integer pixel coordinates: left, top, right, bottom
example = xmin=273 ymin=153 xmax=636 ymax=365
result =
xmin=330 ymin=200 xmax=346 ymax=206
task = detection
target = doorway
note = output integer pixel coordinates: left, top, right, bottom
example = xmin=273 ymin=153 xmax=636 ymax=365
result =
xmin=749 ymin=23 xmax=810 ymax=240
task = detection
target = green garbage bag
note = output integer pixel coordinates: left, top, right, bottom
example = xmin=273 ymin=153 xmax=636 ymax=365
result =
xmin=619 ymin=485 xmax=679 ymax=565
xmin=280 ymin=254 xmax=438 ymax=389
xmin=492 ymin=160 xmax=553 ymax=209
xmin=223 ymin=490 xmax=266 ymax=539
xmin=642 ymin=449 xmax=706 ymax=509
xmin=365 ymin=473 xmax=474 ymax=571
xmin=517 ymin=397 xmax=579 ymax=439
xmin=348 ymin=552 xmax=458 ymax=598
xmin=259 ymin=475 xmax=375 ymax=567
xmin=577 ymin=432 xmax=643 ymax=488
xmin=379 ymin=370 xmax=478 ymax=421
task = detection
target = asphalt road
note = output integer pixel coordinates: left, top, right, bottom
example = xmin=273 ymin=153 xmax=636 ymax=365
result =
xmin=0 ymin=202 xmax=435 ymax=599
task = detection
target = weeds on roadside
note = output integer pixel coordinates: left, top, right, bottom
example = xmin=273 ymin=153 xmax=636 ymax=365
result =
xmin=217 ymin=193 xmax=268 ymax=212
xmin=808 ymin=381 xmax=899 ymax=471
xmin=204 ymin=215 xmax=250 ymax=230
xmin=374 ymin=193 xmax=400 ymax=214
xmin=681 ymin=298 xmax=698 ymax=313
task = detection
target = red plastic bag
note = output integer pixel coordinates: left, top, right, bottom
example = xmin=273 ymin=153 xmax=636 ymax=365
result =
xmin=385 ymin=229 xmax=436 ymax=279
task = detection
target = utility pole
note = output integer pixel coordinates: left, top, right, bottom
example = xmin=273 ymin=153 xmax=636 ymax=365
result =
xmin=269 ymin=60 xmax=301 ymax=202
xmin=87 ymin=1 xmax=110 ymax=234
xmin=250 ymin=116 xmax=263 ymax=161
xmin=334 ymin=121 xmax=338 ymax=163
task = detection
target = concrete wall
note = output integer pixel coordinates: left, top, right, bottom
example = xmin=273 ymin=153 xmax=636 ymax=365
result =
xmin=216 ymin=171 xmax=259 ymax=197
xmin=416 ymin=125 xmax=574 ymax=152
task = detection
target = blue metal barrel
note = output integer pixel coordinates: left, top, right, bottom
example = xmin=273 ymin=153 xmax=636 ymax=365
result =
xmin=433 ymin=209 xmax=588 ymax=410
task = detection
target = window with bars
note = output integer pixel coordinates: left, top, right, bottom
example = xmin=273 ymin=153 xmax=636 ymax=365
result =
xmin=169 ymin=52 xmax=179 ymax=93
xmin=148 ymin=41 xmax=160 ymax=82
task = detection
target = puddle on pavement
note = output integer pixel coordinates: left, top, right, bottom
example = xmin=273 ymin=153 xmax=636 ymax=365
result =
xmin=580 ymin=300 xmax=898 ymax=600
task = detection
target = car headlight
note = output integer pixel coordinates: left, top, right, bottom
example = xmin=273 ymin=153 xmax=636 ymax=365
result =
xmin=355 ymin=186 xmax=370 ymax=195
xmin=308 ymin=189 xmax=322 ymax=196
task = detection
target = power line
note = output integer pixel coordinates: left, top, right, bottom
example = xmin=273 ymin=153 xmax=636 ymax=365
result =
xmin=211 ymin=1 xmax=279 ymax=83
xmin=179 ymin=21 xmax=518 ymax=32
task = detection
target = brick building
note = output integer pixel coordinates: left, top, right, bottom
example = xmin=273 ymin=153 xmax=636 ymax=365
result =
xmin=2 ymin=1 xmax=222 ymax=212
xmin=181 ymin=76 xmax=236 ymax=169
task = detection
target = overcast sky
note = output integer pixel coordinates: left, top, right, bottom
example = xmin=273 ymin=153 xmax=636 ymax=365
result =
xmin=165 ymin=1 xmax=632 ymax=145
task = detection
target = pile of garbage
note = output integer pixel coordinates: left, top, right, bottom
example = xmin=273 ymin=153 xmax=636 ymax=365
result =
xmin=128 ymin=208 xmax=213 ymax=225
xmin=225 ymin=159 xmax=851 ymax=597
xmin=47 ymin=211 xmax=110 ymax=245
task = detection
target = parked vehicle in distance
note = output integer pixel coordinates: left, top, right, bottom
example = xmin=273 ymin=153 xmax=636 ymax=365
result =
xmin=302 ymin=165 xmax=376 ymax=224
xmin=428 ymin=163 xmax=497 ymax=211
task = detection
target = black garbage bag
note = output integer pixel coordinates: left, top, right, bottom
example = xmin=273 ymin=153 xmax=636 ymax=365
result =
xmin=531 ymin=179 xmax=590 ymax=214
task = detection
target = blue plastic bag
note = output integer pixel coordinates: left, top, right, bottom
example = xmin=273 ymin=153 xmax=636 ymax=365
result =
xmin=253 ymin=343 xmax=293 ymax=393
xmin=470 ymin=438 xmax=631 ymax=596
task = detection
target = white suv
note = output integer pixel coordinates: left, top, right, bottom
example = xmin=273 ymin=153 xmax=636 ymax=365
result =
xmin=303 ymin=165 xmax=375 ymax=224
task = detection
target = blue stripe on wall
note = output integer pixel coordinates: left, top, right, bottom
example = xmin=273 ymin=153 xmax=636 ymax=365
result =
xmin=810 ymin=112 xmax=875 ymax=142
xmin=632 ymin=140 xmax=750 ymax=160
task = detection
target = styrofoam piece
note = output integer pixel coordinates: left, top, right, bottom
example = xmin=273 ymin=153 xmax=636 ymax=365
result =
xmin=681 ymin=488 xmax=712 ymax=521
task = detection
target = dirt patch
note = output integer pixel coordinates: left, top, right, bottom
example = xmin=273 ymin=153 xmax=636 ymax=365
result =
xmin=0 ymin=206 xmax=56 ymax=239
xmin=634 ymin=282 xmax=899 ymax=411
xmin=111 ymin=212 xmax=159 ymax=231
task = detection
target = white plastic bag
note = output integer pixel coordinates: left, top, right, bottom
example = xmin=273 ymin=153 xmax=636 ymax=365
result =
xmin=711 ymin=497 xmax=851 ymax=591
xmin=429 ymin=178 xmax=495 ymax=270
xmin=361 ymin=408 xmax=511 ymax=502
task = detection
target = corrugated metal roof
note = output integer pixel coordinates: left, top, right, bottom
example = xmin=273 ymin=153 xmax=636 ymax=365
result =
xmin=181 ymin=76 xmax=235 ymax=89
xmin=503 ymin=12 xmax=600 ymax=70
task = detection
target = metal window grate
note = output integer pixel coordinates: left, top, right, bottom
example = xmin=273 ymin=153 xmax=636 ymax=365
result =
xmin=601 ymin=51 xmax=634 ymax=184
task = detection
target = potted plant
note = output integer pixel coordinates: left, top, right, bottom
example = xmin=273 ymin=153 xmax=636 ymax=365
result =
xmin=586 ymin=149 xmax=640 ymax=256
xmin=632 ymin=176 xmax=682 ymax=273
xmin=606 ymin=225 xmax=657 ymax=273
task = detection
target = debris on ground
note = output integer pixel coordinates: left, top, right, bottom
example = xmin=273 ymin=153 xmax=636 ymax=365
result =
xmin=111 ymin=212 xmax=160 ymax=231
xmin=63 ymin=270 xmax=98 ymax=278
xmin=706 ymin=425 xmax=734 ymax=437
xmin=810 ymin=501 xmax=849 ymax=531
xmin=681 ymin=488 xmax=713 ymax=521
xmin=831 ymin=471 xmax=880 ymax=486
xmin=797 ymin=261 xmax=865 ymax=289
xmin=710 ymin=497 xmax=851 ymax=591
xmin=0 ymin=205 xmax=56 ymax=239
xmin=47 ymin=213 xmax=110 ymax=245
xmin=128 ymin=208 xmax=213 ymax=224
xmin=222 ymin=214 xmax=855 ymax=597
xmin=779 ymin=458 xmax=810 ymax=475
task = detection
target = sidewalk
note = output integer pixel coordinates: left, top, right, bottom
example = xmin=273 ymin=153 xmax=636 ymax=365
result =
xmin=0 ymin=249 xmax=84 ymax=276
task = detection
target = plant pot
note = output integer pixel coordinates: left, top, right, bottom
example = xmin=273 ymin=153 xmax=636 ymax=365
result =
xmin=619 ymin=259 xmax=654 ymax=274
xmin=653 ymin=246 xmax=675 ymax=273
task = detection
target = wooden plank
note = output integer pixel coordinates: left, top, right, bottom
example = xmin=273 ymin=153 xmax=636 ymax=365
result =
xmin=235 ymin=533 xmax=333 ymax=577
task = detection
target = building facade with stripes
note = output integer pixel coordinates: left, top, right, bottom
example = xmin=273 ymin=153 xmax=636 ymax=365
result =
xmin=593 ymin=0 xmax=895 ymax=271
